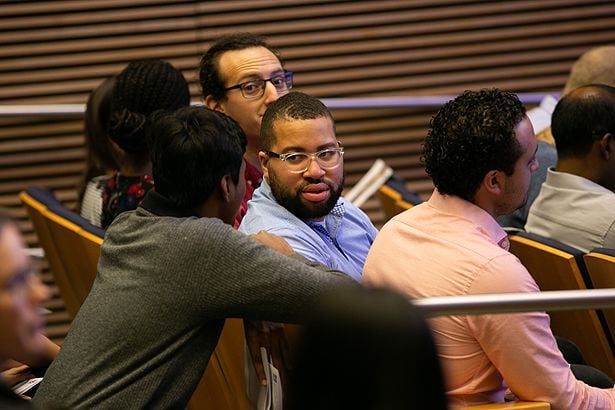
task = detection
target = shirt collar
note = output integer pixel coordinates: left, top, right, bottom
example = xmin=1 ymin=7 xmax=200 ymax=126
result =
xmin=546 ymin=168 xmax=613 ymax=194
xmin=140 ymin=190 xmax=198 ymax=218
xmin=427 ymin=189 xmax=509 ymax=250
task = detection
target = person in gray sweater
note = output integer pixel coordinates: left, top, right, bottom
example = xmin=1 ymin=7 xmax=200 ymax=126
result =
xmin=33 ymin=107 xmax=354 ymax=409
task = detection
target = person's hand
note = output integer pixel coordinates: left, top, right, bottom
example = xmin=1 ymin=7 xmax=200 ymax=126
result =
xmin=250 ymin=231 xmax=295 ymax=256
xmin=1 ymin=364 xmax=33 ymax=386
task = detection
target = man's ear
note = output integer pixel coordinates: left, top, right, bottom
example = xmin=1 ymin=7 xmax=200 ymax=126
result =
xmin=204 ymin=95 xmax=224 ymax=112
xmin=219 ymin=175 xmax=232 ymax=203
xmin=599 ymin=133 xmax=613 ymax=160
xmin=482 ymin=170 xmax=503 ymax=195
xmin=259 ymin=151 xmax=270 ymax=181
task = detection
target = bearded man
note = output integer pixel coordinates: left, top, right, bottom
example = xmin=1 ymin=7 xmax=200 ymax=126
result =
xmin=239 ymin=91 xmax=377 ymax=281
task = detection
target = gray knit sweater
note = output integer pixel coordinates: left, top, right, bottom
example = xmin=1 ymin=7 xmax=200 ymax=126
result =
xmin=33 ymin=192 xmax=353 ymax=409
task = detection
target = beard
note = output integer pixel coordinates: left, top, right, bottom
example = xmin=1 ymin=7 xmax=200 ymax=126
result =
xmin=268 ymin=170 xmax=344 ymax=220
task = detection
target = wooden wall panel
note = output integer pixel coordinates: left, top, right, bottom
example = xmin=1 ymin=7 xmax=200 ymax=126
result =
xmin=0 ymin=0 xmax=614 ymax=342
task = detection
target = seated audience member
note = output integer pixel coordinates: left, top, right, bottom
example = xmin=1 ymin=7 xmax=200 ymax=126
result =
xmin=240 ymin=91 xmax=378 ymax=281
xmin=200 ymin=33 xmax=293 ymax=227
xmin=33 ymin=107 xmax=354 ymax=409
xmin=0 ymin=210 xmax=51 ymax=408
xmin=78 ymin=76 xmax=122 ymax=226
xmin=362 ymin=89 xmax=615 ymax=409
xmin=101 ymin=58 xmax=190 ymax=228
xmin=526 ymin=84 xmax=615 ymax=252
xmin=498 ymin=45 xmax=615 ymax=229
xmin=289 ymin=286 xmax=447 ymax=410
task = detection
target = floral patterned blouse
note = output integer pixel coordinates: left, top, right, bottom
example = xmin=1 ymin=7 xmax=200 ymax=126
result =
xmin=101 ymin=171 xmax=154 ymax=229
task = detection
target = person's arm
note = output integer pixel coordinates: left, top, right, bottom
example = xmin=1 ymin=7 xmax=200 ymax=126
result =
xmin=198 ymin=223 xmax=354 ymax=322
xmin=7 ymin=334 xmax=59 ymax=371
xmin=469 ymin=255 xmax=615 ymax=409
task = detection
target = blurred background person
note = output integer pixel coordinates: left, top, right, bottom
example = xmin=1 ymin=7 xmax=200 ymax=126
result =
xmin=0 ymin=210 xmax=51 ymax=408
xmin=289 ymin=286 xmax=447 ymax=410
xmin=77 ymin=76 xmax=121 ymax=226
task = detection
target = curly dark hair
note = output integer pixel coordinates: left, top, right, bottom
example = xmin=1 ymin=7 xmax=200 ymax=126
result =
xmin=147 ymin=106 xmax=246 ymax=209
xmin=260 ymin=91 xmax=334 ymax=151
xmin=422 ymin=89 xmax=526 ymax=201
xmin=198 ymin=32 xmax=284 ymax=102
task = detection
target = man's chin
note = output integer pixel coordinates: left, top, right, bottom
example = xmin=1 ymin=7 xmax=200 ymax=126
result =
xmin=295 ymin=201 xmax=332 ymax=220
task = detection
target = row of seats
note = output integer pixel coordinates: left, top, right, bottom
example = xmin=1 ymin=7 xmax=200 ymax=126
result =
xmin=509 ymin=231 xmax=615 ymax=380
xmin=21 ymin=186 xmax=550 ymax=409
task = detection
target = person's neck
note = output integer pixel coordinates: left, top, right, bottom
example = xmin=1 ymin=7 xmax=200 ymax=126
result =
xmin=471 ymin=190 xmax=499 ymax=219
xmin=120 ymin=159 xmax=152 ymax=177
xmin=556 ymin=156 xmax=601 ymax=184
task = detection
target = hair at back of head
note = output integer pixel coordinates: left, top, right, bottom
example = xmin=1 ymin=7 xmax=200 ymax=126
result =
xmin=564 ymin=45 xmax=615 ymax=94
xmin=552 ymin=84 xmax=615 ymax=157
xmin=109 ymin=59 xmax=190 ymax=157
xmin=77 ymin=76 xmax=122 ymax=206
xmin=289 ymin=286 xmax=447 ymax=410
xmin=84 ymin=76 xmax=121 ymax=175
xmin=422 ymin=88 xmax=526 ymax=202
xmin=147 ymin=106 xmax=246 ymax=209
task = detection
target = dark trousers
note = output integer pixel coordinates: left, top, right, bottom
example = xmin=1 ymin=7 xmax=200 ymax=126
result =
xmin=556 ymin=336 xmax=614 ymax=388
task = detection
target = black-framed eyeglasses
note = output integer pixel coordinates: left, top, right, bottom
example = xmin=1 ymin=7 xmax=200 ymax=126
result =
xmin=223 ymin=72 xmax=294 ymax=100
xmin=263 ymin=147 xmax=344 ymax=173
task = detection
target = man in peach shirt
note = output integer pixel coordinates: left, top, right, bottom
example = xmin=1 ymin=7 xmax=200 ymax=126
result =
xmin=362 ymin=89 xmax=615 ymax=409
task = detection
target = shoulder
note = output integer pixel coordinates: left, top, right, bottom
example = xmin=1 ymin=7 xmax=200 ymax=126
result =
xmin=471 ymin=252 xmax=539 ymax=294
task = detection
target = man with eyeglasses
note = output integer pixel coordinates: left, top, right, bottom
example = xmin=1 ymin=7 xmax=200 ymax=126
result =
xmin=526 ymin=84 xmax=615 ymax=252
xmin=200 ymin=33 xmax=293 ymax=227
xmin=239 ymin=92 xmax=378 ymax=282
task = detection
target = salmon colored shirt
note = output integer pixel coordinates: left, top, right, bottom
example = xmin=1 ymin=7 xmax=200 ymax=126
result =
xmin=363 ymin=189 xmax=615 ymax=409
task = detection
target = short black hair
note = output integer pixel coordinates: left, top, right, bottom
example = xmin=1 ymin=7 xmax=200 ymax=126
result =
xmin=422 ymin=89 xmax=526 ymax=201
xmin=147 ymin=106 xmax=246 ymax=208
xmin=552 ymin=84 xmax=615 ymax=158
xmin=199 ymin=32 xmax=284 ymax=102
xmin=260 ymin=91 xmax=334 ymax=151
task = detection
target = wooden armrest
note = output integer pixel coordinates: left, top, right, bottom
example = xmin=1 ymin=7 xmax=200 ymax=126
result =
xmin=456 ymin=401 xmax=550 ymax=409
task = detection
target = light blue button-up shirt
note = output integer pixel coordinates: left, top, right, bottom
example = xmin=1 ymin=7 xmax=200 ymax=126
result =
xmin=239 ymin=179 xmax=378 ymax=282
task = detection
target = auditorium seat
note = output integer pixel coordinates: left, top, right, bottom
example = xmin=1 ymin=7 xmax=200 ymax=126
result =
xmin=508 ymin=231 xmax=615 ymax=379
xmin=377 ymin=174 xmax=423 ymax=221
xmin=584 ymin=248 xmax=615 ymax=347
xmin=20 ymin=187 xmax=103 ymax=318
xmin=457 ymin=400 xmax=550 ymax=409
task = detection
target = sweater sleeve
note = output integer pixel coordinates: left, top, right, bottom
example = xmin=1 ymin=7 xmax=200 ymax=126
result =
xmin=193 ymin=219 xmax=356 ymax=323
